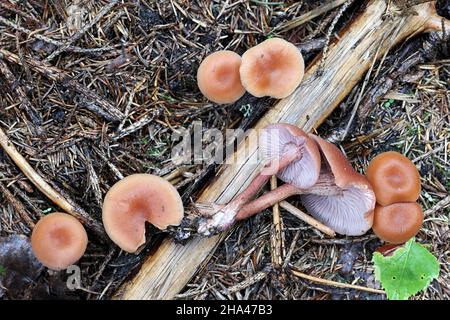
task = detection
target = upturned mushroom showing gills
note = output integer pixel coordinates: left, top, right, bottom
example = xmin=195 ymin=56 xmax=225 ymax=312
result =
xmin=372 ymin=202 xmax=423 ymax=244
xmin=240 ymin=38 xmax=304 ymax=98
xmin=300 ymin=135 xmax=376 ymax=236
xmin=102 ymin=174 xmax=184 ymax=253
xmin=196 ymin=123 xmax=321 ymax=236
xmin=31 ymin=212 xmax=88 ymax=270
xmin=366 ymin=151 xmax=421 ymax=206
xmin=236 ymin=134 xmax=376 ymax=236
xmin=197 ymin=50 xmax=246 ymax=104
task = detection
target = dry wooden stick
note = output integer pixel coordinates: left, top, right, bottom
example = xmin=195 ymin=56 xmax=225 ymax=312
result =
xmin=0 ymin=180 xmax=35 ymax=229
xmin=280 ymin=201 xmax=336 ymax=237
xmin=276 ymin=0 xmax=348 ymax=32
xmin=0 ymin=125 xmax=106 ymax=240
xmin=290 ymin=267 xmax=385 ymax=295
xmin=0 ymin=49 xmax=124 ymax=121
xmin=0 ymin=16 xmax=113 ymax=54
xmin=424 ymin=195 xmax=450 ymax=216
xmin=116 ymin=0 xmax=447 ymax=300
xmin=45 ymin=0 xmax=119 ymax=62
xmin=224 ymin=270 xmax=270 ymax=294
xmin=270 ymin=176 xmax=284 ymax=268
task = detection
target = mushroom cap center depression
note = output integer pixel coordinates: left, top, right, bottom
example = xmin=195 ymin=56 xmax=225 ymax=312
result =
xmin=249 ymin=48 xmax=289 ymax=90
xmin=213 ymin=63 xmax=239 ymax=85
xmin=50 ymin=227 xmax=73 ymax=248
xmin=384 ymin=165 xmax=409 ymax=189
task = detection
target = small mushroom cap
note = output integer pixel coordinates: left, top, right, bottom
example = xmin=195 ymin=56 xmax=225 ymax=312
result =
xmin=372 ymin=202 xmax=423 ymax=244
xmin=259 ymin=123 xmax=321 ymax=188
xmin=300 ymin=135 xmax=376 ymax=236
xmin=240 ymin=38 xmax=304 ymax=98
xmin=31 ymin=212 xmax=88 ymax=270
xmin=366 ymin=151 xmax=421 ymax=206
xmin=102 ymin=174 xmax=184 ymax=253
xmin=197 ymin=50 xmax=246 ymax=104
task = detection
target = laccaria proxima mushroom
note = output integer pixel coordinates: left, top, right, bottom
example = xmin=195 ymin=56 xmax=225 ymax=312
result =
xmin=102 ymin=174 xmax=184 ymax=253
xmin=196 ymin=123 xmax=321 ymax=236
xmin=240 ymin=38 xmax=305 ymax=98
xmin=197 ymin=50 xmax=246 ymax=104
xmin=366 ymin=151 xmax=421 ymax=206
xmin=299 ymin=135 xmax=376 ymax=236
xmin=31 ymin=212 xmax=88 ymax=270
xmin=235 ymin=135 xmax=376 ymax=236
xmin=371 ymin=202 xmax=423 ymax=244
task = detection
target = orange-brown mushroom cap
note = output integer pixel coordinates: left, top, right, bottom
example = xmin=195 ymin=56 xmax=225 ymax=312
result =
xmin=367 ymin=151 xmax=421 ymax=206
xmin=197 ymin=50 xmax=246 ymax=104
xmin=102 ymin=174 xmax=184 ymax=253
xmin=240 ymin=38 xmax=304 ymax=98
xmin=31 ymin=212 xmax=88 ymax=270
xmin=372 ymin=202 xmax=423 ymax=244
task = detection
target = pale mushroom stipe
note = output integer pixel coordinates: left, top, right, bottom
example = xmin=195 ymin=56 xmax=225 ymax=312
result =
xmin=196 ymin=123 xmax=320 ymax=236
xmin=197 ymin=50 xmax=246 ymax=104
xmin=31 ymin=212 xmax=88 ymax=270
xmin=102 ymin=174 xmax=184 ymax=253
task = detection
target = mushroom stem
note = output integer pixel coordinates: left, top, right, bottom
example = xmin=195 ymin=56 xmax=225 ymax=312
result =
xmin=236 ymin=172 xmax=341 ymax=221
xmin=196 ymin=145 xmax=303 ymax=236
xmin=234 ymin=144 xmax=303 ymax=205
xmin=236 ymin=184 xmax=299 ymax=221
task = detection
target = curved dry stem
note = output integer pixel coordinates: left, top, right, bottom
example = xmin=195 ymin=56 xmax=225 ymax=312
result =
xmin=0 ymin=126 xmax=106 ymax=240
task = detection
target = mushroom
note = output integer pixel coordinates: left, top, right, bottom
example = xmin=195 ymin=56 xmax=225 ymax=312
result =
xmin=235 ymin=134 xmax=376 ymax=236
xmin=239 ymin=38 xmax=304 ymax=98
xmin=31 ymin=212 xmax=88 ymax=270
xmin=197 ymin=50 xmax=246 ymax=104
xmin=102 ymin=174 xmax=184 ymax=253
xmin=372 ymin=202 xmax=423 ymax=244
xmin=196 ymin=123 xmax=321 ymax=236
xmin=300 ymin=135 xmax=376 ymax=236
xmin=366 ymin=151 xmax=421 ymax=206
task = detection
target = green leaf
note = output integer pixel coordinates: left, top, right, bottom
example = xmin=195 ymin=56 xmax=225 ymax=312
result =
xmin=372 ymin=239 xmax=440 ymax=300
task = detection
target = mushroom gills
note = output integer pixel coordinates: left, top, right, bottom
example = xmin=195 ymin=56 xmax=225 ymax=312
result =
xmin=300 ymin=186 xmax=374 ymax=236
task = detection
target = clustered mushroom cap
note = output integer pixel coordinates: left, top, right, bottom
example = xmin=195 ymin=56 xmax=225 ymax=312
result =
xmin=300 ymin=135 xmax=376 ymax=236
xmin=197 ymin=50 xmax=246 ymax=104
xmin=102 ymin=174 xmax=184 ymax=253
xmin=366 ymin=151 xmax=421 ymax=206
xmin=372 ymin=202 xmax=423 ymax=244
xmin=31 ymin=212 xmax=88 ymax=270
xmin=259 ymin=123 xmax=321 ymax=188
xmin=240 ymin=38 xmax=305 ymax=98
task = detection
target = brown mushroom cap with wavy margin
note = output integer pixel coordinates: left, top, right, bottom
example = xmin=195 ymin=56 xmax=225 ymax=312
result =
xmin=31 ymin=212 xmax=88 ymax=270
xmin=300 ymin=135 xmax=376 ymax=236
xmin=102 ymin=174 xmax=184 ymax=253
xmin=240 ymin=38 xmax=304 ymax=98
